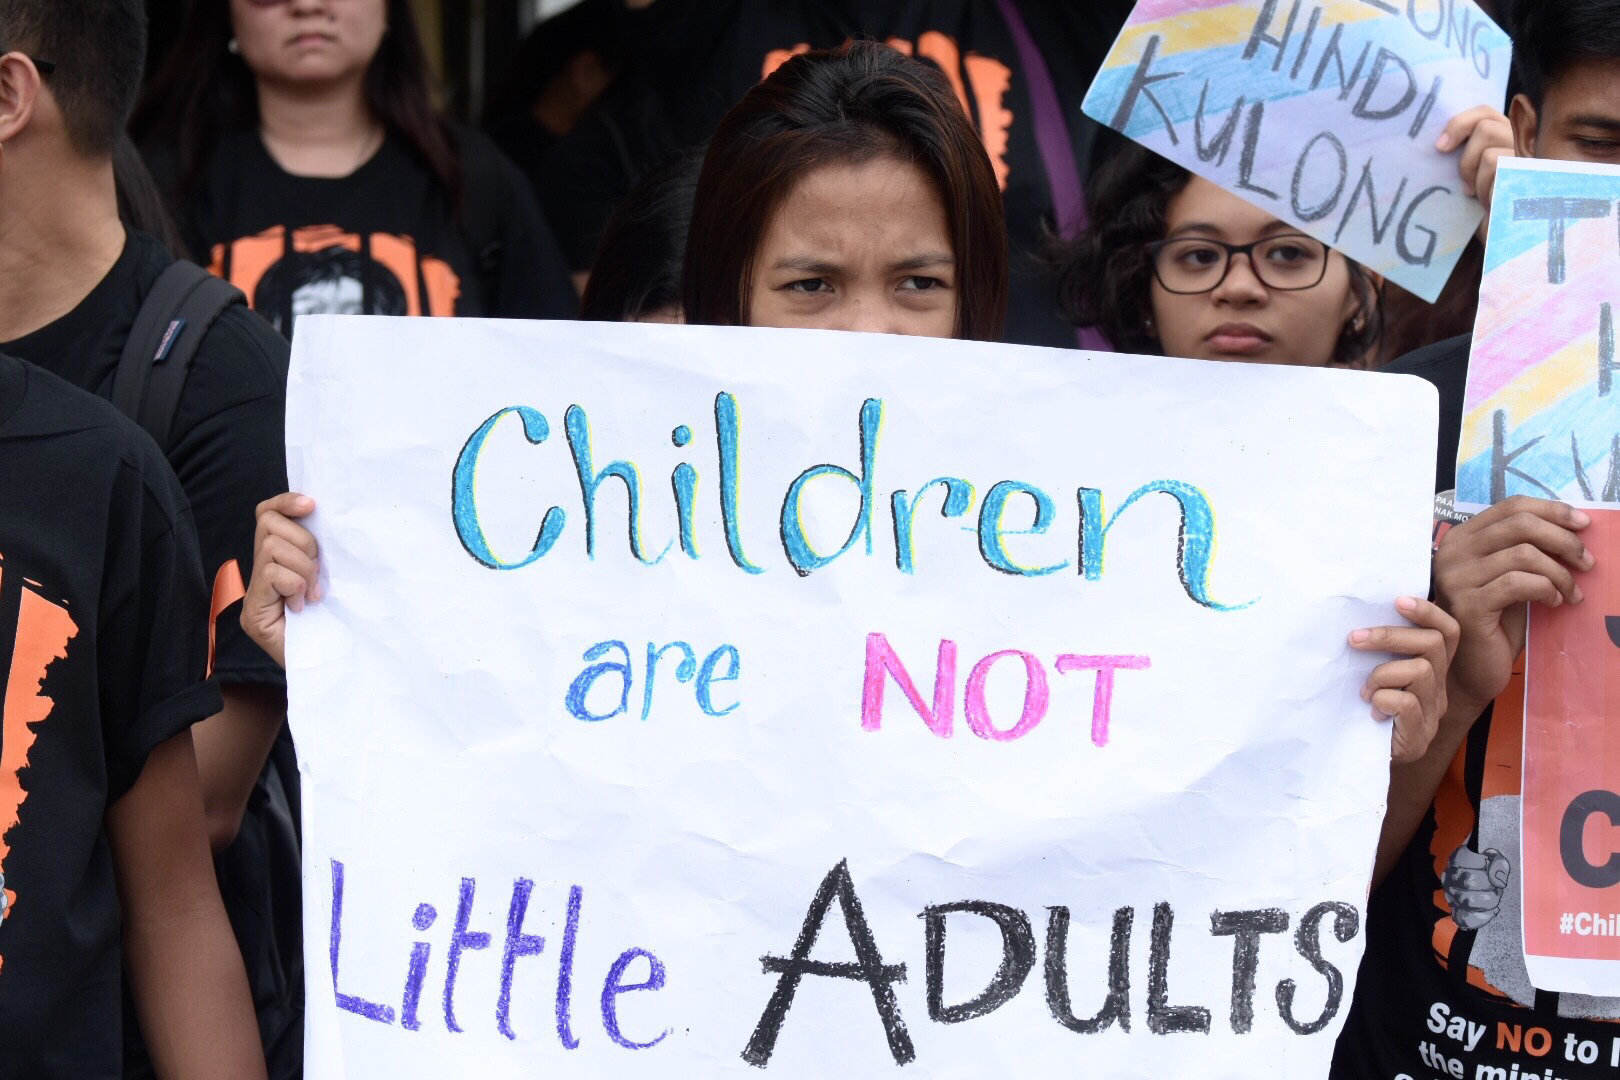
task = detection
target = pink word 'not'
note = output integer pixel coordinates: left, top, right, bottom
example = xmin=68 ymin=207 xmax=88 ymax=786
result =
xmin=860 ymin=633 xmax=1150 ymax=746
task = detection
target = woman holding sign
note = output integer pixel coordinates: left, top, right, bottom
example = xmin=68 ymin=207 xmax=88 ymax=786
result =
xmin=1055 ymin=105 xmax=1512 ymax=371
xmin=682 ymin=41 xmax=1009 ymax=341
xmin=241 ymin=43 xmax=1460 ymax=926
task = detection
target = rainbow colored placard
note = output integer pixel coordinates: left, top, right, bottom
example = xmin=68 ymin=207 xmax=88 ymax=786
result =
xmin=1458 ymin=159 xmax=1620 ymax=510
xmin=1083 ymin=0 xmax=1511 ymax=303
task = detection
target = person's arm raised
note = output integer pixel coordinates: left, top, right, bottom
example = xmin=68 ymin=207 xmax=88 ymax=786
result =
xmin=241 ymin=493 xmax=321 ymax=671
xmin=1372 ymin=497 xmax=1592 ymax=888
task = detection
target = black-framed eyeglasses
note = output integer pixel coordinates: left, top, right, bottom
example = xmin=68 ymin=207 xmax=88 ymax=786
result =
xmin=0 ymin=48 xmax=55 ymax=76
xmin=1147 ymin=234 xmax=1331 ymax=295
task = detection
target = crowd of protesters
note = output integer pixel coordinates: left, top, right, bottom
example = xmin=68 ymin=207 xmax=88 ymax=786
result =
xmin=0 ymin=0 xmax=1612 ymax=1076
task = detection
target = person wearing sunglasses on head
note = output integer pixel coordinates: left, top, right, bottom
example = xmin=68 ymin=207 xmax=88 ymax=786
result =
xmin=133 ymin=0 xmax=574 ymax=332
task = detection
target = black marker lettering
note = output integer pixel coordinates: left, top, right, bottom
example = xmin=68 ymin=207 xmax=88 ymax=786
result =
xmin=1243 ymin=0 xmax=1303 ymax=73
xmin=1408 ymin=76 xmax=1442 ymax=138
xmin=1110 ymin=35 xmax=1184 ymax=146
xmin=1561 ymin=791 xmax=1620 ymax=888
xmin=1275 ymin=901 xmax=1359 ymax=1035
xmin=742 ymin=860 xmax=912 ymax=1067
xmin=1292 ymin=131 xmax=1350 ymax=222
xmin=1290 ymin=6 xmax=1324 ymax=82
xmin=1491 ymin=409 xmax=1559 ymax=503
xmin=1147 ymin=903 xmax=1212 ymax=1035
xmin=1337 ymin=163 xmax=1409 ymax=246
xmin=922 ymin=901 xmax=1036 ymax=1024
xmin=1396 ymin=184 xmax=1448 ymax=266
xmin=1194 ymin=82 xmax=1245 ymax=166
xmin=1045 ymin=906 xmax=1133 ymax=1034
xmin=1210 ymin=909 xmax=1290 ymax=1034
xmin=1408 ymin=0 xmax=1444 ymax=40
xmin=1352 ymin=48 xmax=1418 ymax=122
xmin=1513 ymin=197 xmax=1613 ymax=284
xmin=1236 ymin=103 xmax=1280 ymax=201
xmin=1311 ymin=27 xmax=1372 ymax=101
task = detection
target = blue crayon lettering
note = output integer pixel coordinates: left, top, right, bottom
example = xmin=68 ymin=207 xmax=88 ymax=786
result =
xmin=715 ymin=392 xmax=765 ymax=574
xmin=565 ymin=405 xmax=670 ymax=564
xmin=696 ymin=645 xmax=742 ymax=717
xmin=497 ymin=879 xmax=547 ymax=1040
xmin=779 ymin=398 xmax=883 ymax=576
xmin=978 ymin=481 xmax=1068 ymax=577
xmin=643 ymin=642 xmax=697 ymax=721
xmin=567 ymin=640 xmax=633 ymax=723
xmin=556 ymin=885 xmax=583 ymax=1049
xmin=890 ymin=478 xmax=974 ymax=574
xmin=1077 ymin=482 xmax=1253 ymax=611
xmin=601 ymin=948 xmax=671 ymax=1050
xmin=401 ymin=902 xmax=437 ymax=1031
xmin=329 ymin=859 xmax=396 ymax=1024
xmin=451 ymin=407 xmax=565 ymax=570
xmin=443 ymin=877 xmax=492 ymax=1033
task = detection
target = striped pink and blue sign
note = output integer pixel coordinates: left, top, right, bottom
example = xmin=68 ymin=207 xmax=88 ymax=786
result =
xmin=1083 ymin=0 xmax=1510 ymax=303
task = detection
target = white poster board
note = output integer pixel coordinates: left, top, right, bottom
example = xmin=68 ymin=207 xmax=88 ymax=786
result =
xmin=287 ymin=318 xmax=1437 ymax=1076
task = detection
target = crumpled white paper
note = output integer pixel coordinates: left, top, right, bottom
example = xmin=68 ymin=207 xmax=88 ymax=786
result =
xmin=287 ymin=316 xmax=1436 ymax=1078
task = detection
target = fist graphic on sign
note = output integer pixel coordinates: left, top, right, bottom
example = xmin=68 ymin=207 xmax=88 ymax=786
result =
xmin=1444 ymin=846 xmax=1512 ymax=930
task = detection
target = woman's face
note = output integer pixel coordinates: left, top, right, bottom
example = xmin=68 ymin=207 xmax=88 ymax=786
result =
xmin=1148 ymin=176 xmax=1366 ymax=367
xmin=746 ymin=156 xmax=957 ymax=339
xmin=230 ymin=0 xmax=388 ymax=90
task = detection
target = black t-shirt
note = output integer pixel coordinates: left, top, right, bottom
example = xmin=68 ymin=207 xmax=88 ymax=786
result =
xmin=1333 ymin=336 xmax=1620 ymax=1078
xmin=171 ymin=126 xmax=577 ymax=331
xmin=538 ymin=0 xmax=1134 ymax=348
xmin=0 ymin=353 xmax=221 ymax=1080
xmin=0 ymin=231 xmax=287 ymax=691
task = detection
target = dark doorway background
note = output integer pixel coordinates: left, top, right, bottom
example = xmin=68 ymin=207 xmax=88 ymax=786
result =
xmin=144 ymin=0 xmax=531 ymax=122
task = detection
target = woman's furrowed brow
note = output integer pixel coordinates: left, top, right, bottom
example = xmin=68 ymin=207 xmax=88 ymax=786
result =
xmin=890 ymin=252 xmax=955 ymax=272
xmin=771 ymin=255 xmax=841 ymax=274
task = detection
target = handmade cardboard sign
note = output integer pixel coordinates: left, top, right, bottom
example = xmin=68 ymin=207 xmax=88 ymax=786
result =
xmin=1459 ymin=158 xmax=1620 ymax=511
xmin=286 ymin=318 xmax=1436 ymax=1077
xmin=1525 ymin=510 xmax=1620 ymax=996
xmin=1082 ymin=0 xmax=1510 ymax=303
xmin=1459 ymin=159 xmax=1620 ymax=997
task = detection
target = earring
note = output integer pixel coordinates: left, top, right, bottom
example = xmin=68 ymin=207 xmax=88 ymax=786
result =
xmin=227 ymin=37 xmax=241 ymax=55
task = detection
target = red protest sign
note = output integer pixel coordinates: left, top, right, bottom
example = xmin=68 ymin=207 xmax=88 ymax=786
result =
xmin=1523 ymin=508 xmax=1620 ymax=994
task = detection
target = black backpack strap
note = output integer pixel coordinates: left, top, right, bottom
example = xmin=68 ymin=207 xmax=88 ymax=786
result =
xmin=112 ymin=260 xmax=246 ymax=449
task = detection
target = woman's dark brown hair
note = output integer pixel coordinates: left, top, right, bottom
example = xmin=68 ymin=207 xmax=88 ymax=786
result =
xmin=1055 ymin=141 xmax=1383 ymax=366
xmin=682 ymin=40 xmax=1008 ymax=341
xmin=581 ymin=143 xmax=705 ymax=322
xmin=132 ymin=0 xmax=458 ymax=206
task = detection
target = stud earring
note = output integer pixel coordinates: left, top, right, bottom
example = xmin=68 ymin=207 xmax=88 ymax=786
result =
xmin=228 ymin=38 xmax=241 ymax=55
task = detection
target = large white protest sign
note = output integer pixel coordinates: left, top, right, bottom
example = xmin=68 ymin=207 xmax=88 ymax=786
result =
xmin=1082 ymin=0 xmax=1511 ymax=303
xmin=286 ymin=318 xmax=1437 ymax=1076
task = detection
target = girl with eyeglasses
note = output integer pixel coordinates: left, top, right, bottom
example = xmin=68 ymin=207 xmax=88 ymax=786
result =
xmin=1055 ymin=141 xmax=1384 ymax=369
xmin=132 ymin=0 xmax=575 ymax=331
